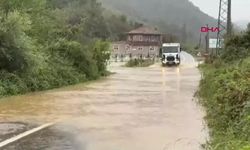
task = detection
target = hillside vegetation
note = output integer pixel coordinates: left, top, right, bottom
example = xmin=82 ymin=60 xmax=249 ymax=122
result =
xmin=100 ymin=0 xmax=217 ymax=43
xmin=0 ymin=0 xmax=136 ymax=97
xmin=199 ymin=26 xmax=250 ymax=149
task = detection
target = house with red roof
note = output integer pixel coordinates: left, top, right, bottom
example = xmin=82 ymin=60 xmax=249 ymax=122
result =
xmin=112 ymin=26 xmax=162 ymax=59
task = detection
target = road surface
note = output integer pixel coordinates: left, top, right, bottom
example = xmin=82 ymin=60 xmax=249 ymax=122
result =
xmin=0 ymin=52 xmax=206 ymax=150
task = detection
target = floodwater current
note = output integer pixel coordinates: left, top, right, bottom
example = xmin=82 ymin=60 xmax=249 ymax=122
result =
xmin=0 ymin=52 xmax=206 ymax=150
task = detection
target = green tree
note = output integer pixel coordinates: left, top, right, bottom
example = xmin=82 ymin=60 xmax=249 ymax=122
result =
xmin=0 ymin=0 xmax=134 ymax=97
xmin=0 ymin=11 xmax=34 ymax=72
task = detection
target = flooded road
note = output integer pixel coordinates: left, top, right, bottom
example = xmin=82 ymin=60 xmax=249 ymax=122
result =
xmin=0 ymin=52 xmax=206 ymax=150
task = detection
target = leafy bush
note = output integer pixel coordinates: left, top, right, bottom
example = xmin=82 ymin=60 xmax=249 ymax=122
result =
xmin=221 ymin=31 xmax=250 ymax=62
xmin=221 ymin=46 xmax=249 ymax=63
xmin=92 ymin=40 xmax=111 ymax=75
xmin=199 ymin=58 xmax=250 ymax=149
xmin=0 ymin=11 xmax=34 ymax=73
xmin=0 ymin=0 xmax=131 ymax=97
xmin=125 ymin=59 xmax=154 ymax=67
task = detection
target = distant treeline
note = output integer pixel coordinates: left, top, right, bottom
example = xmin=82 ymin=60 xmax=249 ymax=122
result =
xmin=100 ymin=0 xmax=218 ymax=45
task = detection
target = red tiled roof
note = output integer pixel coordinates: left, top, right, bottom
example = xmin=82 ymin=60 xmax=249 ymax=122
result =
xmin=128 ymin=26 xmax=161 ymax=35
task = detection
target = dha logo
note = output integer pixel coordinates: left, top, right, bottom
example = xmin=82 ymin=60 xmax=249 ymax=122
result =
xmin=201 ymin=27 xmax=220 ymax=33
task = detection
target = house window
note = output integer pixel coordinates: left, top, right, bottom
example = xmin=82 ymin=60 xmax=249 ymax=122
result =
xmin=139 ymin=36 xmax=143 ymax=41
xmin=113 ymin=45 xmax=119 ymax=50
xmin=126 ymin=45 xmax=130 ymax=50
xmin=150 ymin=47 xmax=154 ymax=51
xmin=128 ymin=36 xmax=132 ymax=41
xmin=138 ymin=47 xmax=143 ymax=51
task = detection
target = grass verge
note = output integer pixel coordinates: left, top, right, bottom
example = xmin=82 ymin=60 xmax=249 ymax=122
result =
xmin=198 ymin=58 xmax=250 ymax=150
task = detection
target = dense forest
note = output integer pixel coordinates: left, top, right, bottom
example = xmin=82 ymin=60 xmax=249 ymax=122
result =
xmin=0 ymin=0 xmax=137 ymax=97
xmin=199 ymin=25 xmax=250 ymax=149
xmin=100 ymin=0 xmax=217 ymax=44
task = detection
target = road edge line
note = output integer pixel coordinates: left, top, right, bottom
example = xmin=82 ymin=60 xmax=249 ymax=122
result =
xmin=0 ymin=122 xmax=55 ymax=148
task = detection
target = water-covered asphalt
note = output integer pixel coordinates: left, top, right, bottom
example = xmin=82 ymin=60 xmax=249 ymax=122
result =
xmin=0 ymin=52 xmax=206 ymax=150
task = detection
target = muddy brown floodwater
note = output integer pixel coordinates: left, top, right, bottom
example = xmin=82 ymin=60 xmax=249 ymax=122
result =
xmin=0 ymin=52 xmax=206 ymax=150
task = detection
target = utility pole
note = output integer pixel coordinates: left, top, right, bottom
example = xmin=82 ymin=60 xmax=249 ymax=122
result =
xmin=205 ymin=24 xmax=209 ymax=54
xmin=198 ymin=33 xmax=201 ymax=49
xmin=227 ymin=0 xmax=232 ymax=36
xmin=216 ymin=0 xmax=232 ymax=55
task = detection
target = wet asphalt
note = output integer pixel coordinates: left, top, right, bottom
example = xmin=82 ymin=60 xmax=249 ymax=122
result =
xmin=0 ymin=52 xmax=206 ymax=150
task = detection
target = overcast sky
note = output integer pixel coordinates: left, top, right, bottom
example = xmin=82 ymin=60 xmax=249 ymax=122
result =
xmin=190 ymin=0 xmax=250 ymax=22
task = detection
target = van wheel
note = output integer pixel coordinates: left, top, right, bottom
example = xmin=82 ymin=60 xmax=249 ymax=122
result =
xmin=177 ymin=60 xmax=181 ymax=66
